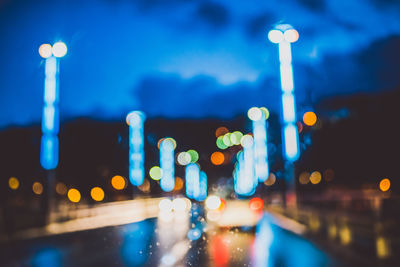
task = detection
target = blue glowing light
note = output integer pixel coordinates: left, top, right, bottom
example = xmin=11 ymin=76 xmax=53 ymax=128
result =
xmin=252 ymin=112 xmax=269 ymax=182
xmin=42 ymin=105 xmax=59 ymax=134
xmin=283 ymin=124 xmax=299 ymax=161
xmin=40 ymin=135 xmax=59 ymax=170
xmin=185 ymin=163 xmax=200 ymax=199
xmin=196 ymin=171 xmax=207 ymax=201
xmin=160 ymin=138 xmax=175 ymax=192
xmin=32 ymin=248 xmax=61 ymax=267
xmin=282 ymin=93 xmax=296 ymax=123
xmin=270 ymin=27 xmax=300 ymax=162
xmin=40 ymin=56 xmax=59 ymax=170
xmin=127 ymin=111 xmax=146 ymax=186
xmin=234 ymin=136 xmax=256 ymax=196
xmin=121 ymin=220 xmax=153 ymax=266
xmin=187 ymin=228 xmax=202 ymax=241
xmin=254 ymin=217 xmax=273 ymax=267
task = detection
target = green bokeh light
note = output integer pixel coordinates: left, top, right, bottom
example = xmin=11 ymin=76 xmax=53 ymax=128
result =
xmin=187 ymin=149 xmax=199 ymax=163
xmin=216 ymin=136 xmax=228 ymax=149
xmin=149 ymin=166 xmax=163 ymax=180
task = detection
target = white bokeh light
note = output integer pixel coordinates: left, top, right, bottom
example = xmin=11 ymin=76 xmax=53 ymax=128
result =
xmin=52 ymin=41 xmax=67 ymax=58
xmin=268 ymin=29 xmax=284 ymax=43
xmin=205 ymin=195 xmax=221 ymax=210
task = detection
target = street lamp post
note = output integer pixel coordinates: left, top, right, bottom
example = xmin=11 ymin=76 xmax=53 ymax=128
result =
xmin=126 ymin=111 xmax=146 ymax=190
xmin=234 ymin=135 xmax=256 ymax=196
xmin=39 ymin=41 xmax=67 ymax=224
xmin=185 ymin=163 xmax=200 ymax=200
xmin=248 ymin=107 xmax=270 ymax=183
xmin=268 ymin=25 xmax=300 ymax=208
xmin=160 ymin=138 xmax=175 ymax=192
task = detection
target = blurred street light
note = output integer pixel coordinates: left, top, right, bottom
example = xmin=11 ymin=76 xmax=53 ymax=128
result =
xmin=269 ymin=25 xmax=300 ymax=207
xmin=160 ymin=138 xmax=175 ymax=192
xmin=126 ymin=111 xmax=146 ymax=186
xmin=249 ymin=107 xmax=270 ymax=182
xmin=39 ymin=41 xmax=67 ymax=170
xmin=39 ymin=41 xmax=67 ymax=224
xmin=268 ymin=25 xmax=300 ymax=162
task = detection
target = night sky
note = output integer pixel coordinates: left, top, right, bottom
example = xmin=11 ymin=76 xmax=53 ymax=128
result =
xmin=1 ymin=0 xmax=400 ymax=128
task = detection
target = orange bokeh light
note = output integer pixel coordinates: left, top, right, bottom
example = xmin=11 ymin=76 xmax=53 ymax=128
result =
xmin=303 ymin=111 xmax=317 ymax=126
xmin=111 ymin=175 xmax=126 ymax=190
xmin=379 ymin=178 xmax=391 ymax=192
xmin=174 ymin=177 xmax=184 ymax=191
xmin=210 ymin=151 xmax=225 ymax=165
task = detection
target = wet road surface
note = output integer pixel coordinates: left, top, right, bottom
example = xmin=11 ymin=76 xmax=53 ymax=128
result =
xmin=1 ymin=207 xmax=335 ymax=267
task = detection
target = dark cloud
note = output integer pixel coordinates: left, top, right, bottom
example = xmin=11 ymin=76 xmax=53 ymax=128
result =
xmin=370 ymin=0 xmax=400 ymax=8
xmin=357 ymin=35 xmax=400 ymax=90
xmin=1 ymin=0 xmax=400 ymax=127
xmin=195 ymin=2 xmax=229 ymax=28
xmin=134 ymin=0 xmax=193 ymax=10
xmin=134 ymin=74 xmax=280 ymax=118
xmin=291 ymin=35 xmax=400 ymax=108
xmin=297 ymin=0 xmax=325 ymax=12
xmin=246 ymin=13 xmax=275 ymax=39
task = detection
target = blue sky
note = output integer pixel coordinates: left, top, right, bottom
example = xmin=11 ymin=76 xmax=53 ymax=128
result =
xmin=1 ymin=0 xmax=400 ymax=127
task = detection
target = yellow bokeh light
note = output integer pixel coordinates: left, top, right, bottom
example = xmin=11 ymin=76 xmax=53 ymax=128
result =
xmin=32 ymin=182 xmax=43 ymax=195
xmin=339 ymin=225 xmax=351 ymax=245
xmin=67 ymin=188 xmax=81 ymax=203
xmin=210 ymin=151 xmax=225 ymax=165
xmin=38 ymin=43 xmax=52 ymax=58
xmin=328 ymin=223 xmax=337 ymax=240
xmin=56 ymin=182 xmax=68 ymax=195
xmin=111 ymin=175 xmax=126 ymax=190
xmin=90 ymin=187 xmax=105 ymax=201
xmin=379 ymin=178 xmax=391 ymax=192
xmin=310 ymin=171 xmax=322 ymax=184
xmin=8 ymin=177 xmax=19 ymax=190
xmin=376 ymin=236 xmax=390 ymax=259
xmin=303 ymin=112 xmax=317 ymax=126
xmin=309 ymin=216 xmax=320 ymax=232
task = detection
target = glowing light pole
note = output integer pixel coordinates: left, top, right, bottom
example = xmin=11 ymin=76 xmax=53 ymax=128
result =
xmin=269 ymin=25 xmax=300 ymax=207
xmin=197 ymin=171 xmax=207 ymax=201
xmin=39 ymin=42 xmax=67 ymax=224
xmin=126 ymin=111 xmax=146 ymax=187
xmin=39 ymin=42 xmax=67 ymax=170
xmin=160 ymin=138 xmax=175 ymax=192
xmin=234 ymin=135 xmax=256 ymax=196
xmin=185 ymin=163 xmax=200 ymax=199
xmin=248 ymin=107 xmax=270 ymax=182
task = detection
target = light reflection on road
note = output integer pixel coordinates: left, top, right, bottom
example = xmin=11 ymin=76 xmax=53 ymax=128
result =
xmin=2 ymin=200 xmax=335 ymax=267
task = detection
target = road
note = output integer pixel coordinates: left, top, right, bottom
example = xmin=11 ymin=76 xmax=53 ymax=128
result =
xmin=1 ymin=201 xmax=335 ymax=267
